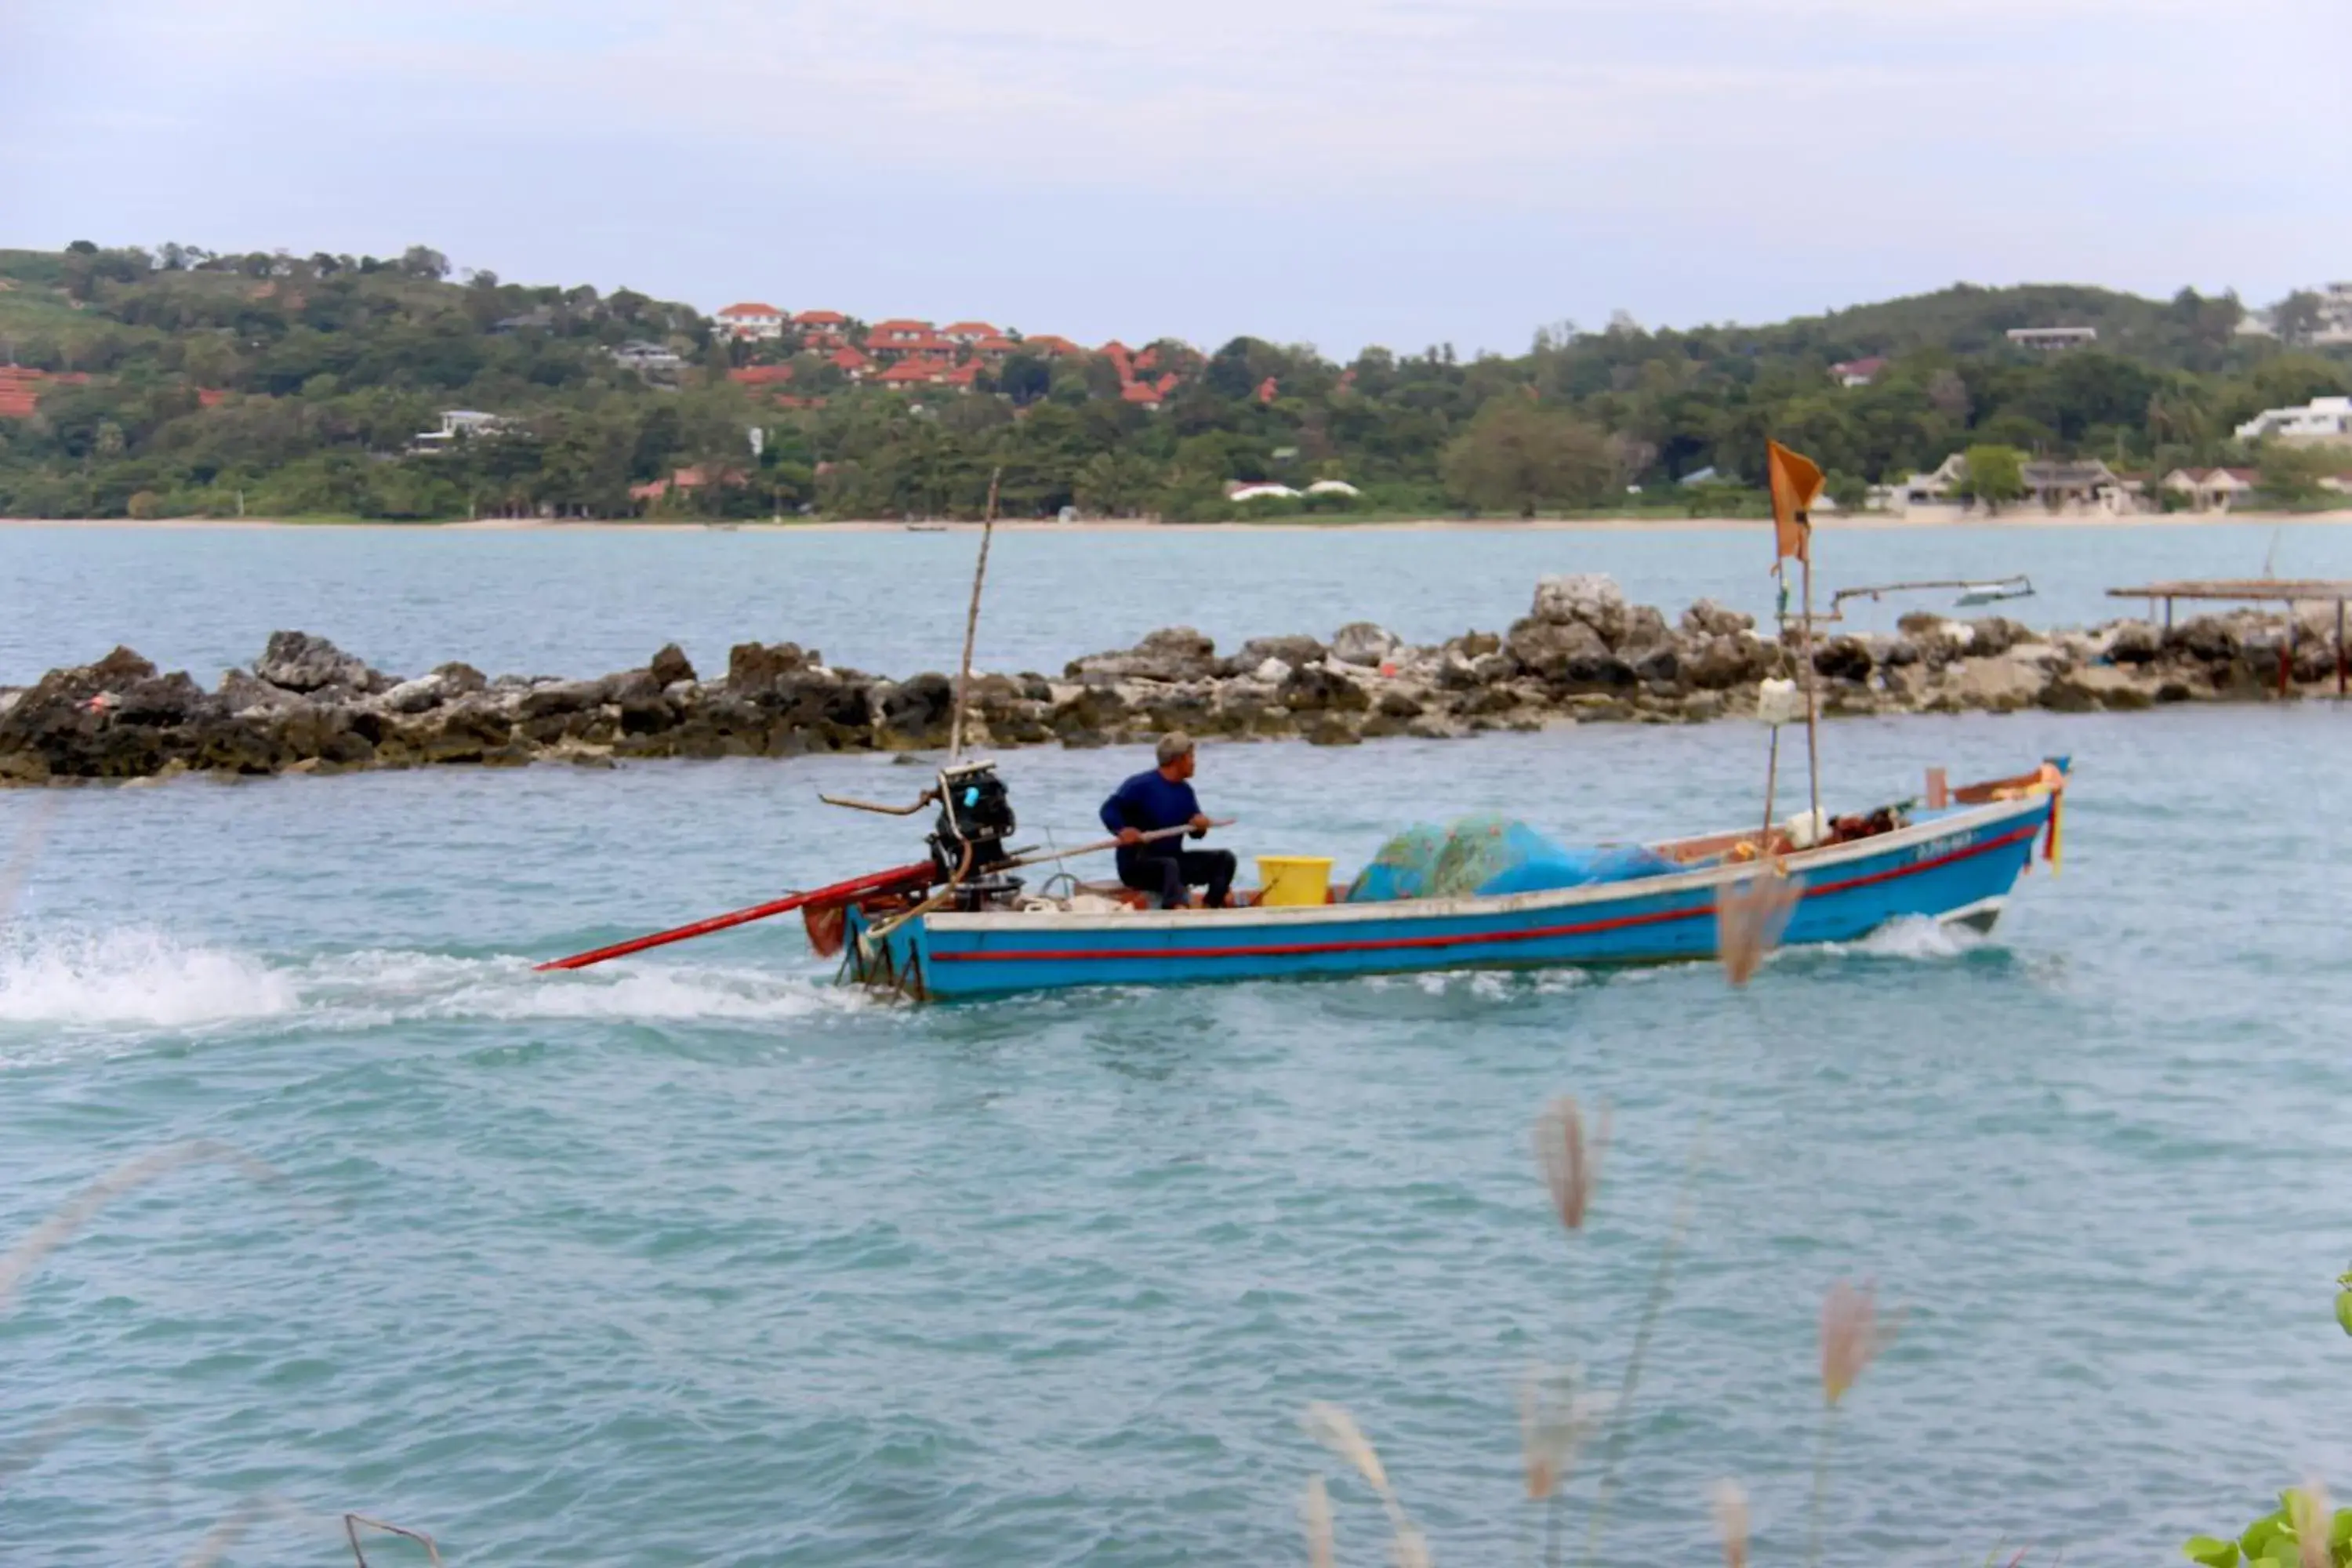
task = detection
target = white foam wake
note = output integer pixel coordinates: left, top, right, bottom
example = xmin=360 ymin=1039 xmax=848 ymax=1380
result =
xmin=299 ymin=948 xmax=858 ymax=1025
xmin=0 ymin=925 xmax=299 ymax=1029
xmin=1828 ymin=914 xmax=1989 ymax=962
xmin=0 ymin=925 xmax=862 ymax=1062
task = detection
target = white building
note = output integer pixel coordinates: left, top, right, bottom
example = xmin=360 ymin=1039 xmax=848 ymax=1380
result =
xmin=411 ymin=409 xmax=514 ymax=452
xmin=713 ymin=302 xmax=784 ymax=341
xmin=2161 ymin=467 xmax=2260 ymax=513
xmin=2235 ymin=283 xmax=2352 ymax=347
xmin=2005 ymin=326 xmax=2098 ymax=350
xmin=2235 ymin=396 xmax=2352 ymax=445
xmin=610 ymin=339 xmax=684 ymax=375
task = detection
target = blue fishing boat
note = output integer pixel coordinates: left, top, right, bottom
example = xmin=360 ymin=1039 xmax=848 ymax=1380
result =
xmin=838 ymin=761 xmax=2067 ymax=1001
xmin=534 ymin=437 xmax=2072 ymax=1000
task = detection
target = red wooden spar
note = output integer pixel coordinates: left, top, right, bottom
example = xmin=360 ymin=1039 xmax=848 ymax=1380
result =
xmin=535 ymin=861 xmax=936 ymax=971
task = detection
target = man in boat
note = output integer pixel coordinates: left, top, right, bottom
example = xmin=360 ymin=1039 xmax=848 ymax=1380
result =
xmin=1101 ymin=732 xmax=1235 ymax=910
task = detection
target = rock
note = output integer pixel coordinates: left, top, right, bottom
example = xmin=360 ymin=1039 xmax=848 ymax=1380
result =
xmin=2169 ymin=615 xmax=2240 ymax=663
xmin=1505 ymin=616 xmax=1609 ymax=681
xmin=1234 ymin=634 xmax=1327 ymax=670
xmin=1621 ymin=604 xmax=1669 ymax=650
xmin=1813 ymin=636 xmax=1873 ymax=683
xmin=519 ymin=678 xmax=612 ymax=720
xmin=1278 ymin=663 xmax=1370 ymax=713
xmin=1628 ymin=641 xmax=1679 ymax=684
xmin=379 ymin=674 xmax=452 ymax=714
xmin=1067 ymin=626 xmax=1218 ymax=684
xmin=1330 ymin=622 xmax=1400 ymax=667
xmin=875 ymin=673 xmax=956 ymax=746
xmin=1962 ymin=616 xmax=2029 ymax=659
xmin=1681 ymin=599 xmax=1753 ymax=638
xmin=1443 ymin=631 xmax=1503 ymax=660
xmin=1679 ymin=691 xmax=1727 ymax=721
xmin=216 ymin=668 xmax=303 ymax=713
xmin=728 ymin=641 xmax=810 ymax=692
xmin=1470 ymin=652 xmax=1518 ymax=686
xmin=1936 ymin=654 xmax=2046 ymax=713
xmin=255 ymin=631 xmax=384 ymax=694
xmin=1375 ymin=686 xmax=1425 ymax=719
xmin=1559 ymin=653 xmax=1638 ymax=694
xmin=2105 ymin=621 xmax=2161 ymax=664
xmin=432 ymin=662 xmax=487 ymax=695
xmin=649 ymin=643 xmax=696 ymax=687
xmin=114 ymin=673 xmax=206 ymax=727
xmin=1530 ymin=575 xmax=1628 ymax=645
xmin=1254 ymin=657 xmax=1294 ymax=684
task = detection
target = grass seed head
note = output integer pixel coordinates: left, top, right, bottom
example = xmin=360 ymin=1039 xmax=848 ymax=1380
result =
xmin=1711 ymin=1479 xmax=1751 ymax=1568
xmin=1533 ymin=1098 xmax=1609 ymax=1233
xmin=1819 ymin=1278 xmax=1902 ymax=1407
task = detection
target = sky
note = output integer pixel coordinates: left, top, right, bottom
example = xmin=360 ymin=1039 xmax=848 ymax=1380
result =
xmin=2 ymin=0 xmax=2343 ymax=357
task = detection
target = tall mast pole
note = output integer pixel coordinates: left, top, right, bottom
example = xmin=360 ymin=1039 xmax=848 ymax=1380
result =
xmin=947 ymin=466 xmax=1003 ymax=762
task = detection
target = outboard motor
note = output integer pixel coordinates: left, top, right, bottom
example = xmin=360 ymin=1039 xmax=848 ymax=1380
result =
xmin=929 ymin=760 xmax=1022 ymax=909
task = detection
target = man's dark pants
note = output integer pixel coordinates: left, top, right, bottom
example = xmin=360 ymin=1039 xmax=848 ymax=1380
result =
xmin=1116 ymin=845 xmax=1237 ymax=909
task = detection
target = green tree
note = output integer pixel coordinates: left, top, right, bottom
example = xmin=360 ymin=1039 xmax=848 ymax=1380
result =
xmin=1955 ymin=445 xmax=2027 ymax=513
xmin=1439 ymin=398 xmax=1611 ymax=516
xmin=2257 ymin=442 xmax=2343 ymax=503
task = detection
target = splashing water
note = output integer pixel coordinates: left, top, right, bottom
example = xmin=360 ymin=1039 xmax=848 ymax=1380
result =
xmin=0 ymin=926 xmax=300 ymax=1031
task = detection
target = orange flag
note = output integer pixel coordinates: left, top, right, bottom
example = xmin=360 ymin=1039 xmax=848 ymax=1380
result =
xmin=1766 ymin=440 xmax=1825 ymax=564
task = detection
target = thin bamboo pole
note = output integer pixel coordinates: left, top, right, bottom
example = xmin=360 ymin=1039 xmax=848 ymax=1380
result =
xmin=1801 ymin=554 xmax=1822 ymax=830
xmin=947 ymin=467 xmax=1003 ymax=761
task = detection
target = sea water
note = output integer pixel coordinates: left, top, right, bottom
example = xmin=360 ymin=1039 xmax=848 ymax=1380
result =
xmin=3 ymin=524 xmax=2351 ymax=1564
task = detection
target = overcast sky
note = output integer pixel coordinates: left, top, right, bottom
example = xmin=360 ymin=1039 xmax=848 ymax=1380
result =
xmin=4 ymin=0 xmax=2342 ymax=356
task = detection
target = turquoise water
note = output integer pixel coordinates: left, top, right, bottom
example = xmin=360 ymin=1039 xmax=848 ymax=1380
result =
xmin=7 ymin=519 xmax=2351 ymax=685
xmin=5 ymin=527 xmax=2352 ymax=1563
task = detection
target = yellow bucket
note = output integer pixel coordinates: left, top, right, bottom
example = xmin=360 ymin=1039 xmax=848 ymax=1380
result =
xmin=1255 ymin=855 xmax=1335 ymax=907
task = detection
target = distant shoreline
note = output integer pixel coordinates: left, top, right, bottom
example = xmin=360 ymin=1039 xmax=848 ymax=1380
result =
xmin=6 ymin=510 xmax=2352 ymax=535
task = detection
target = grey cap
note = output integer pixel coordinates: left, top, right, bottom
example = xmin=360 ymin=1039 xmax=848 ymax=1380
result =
xmin=1156 ymin=731 xmax=1195 ymax=766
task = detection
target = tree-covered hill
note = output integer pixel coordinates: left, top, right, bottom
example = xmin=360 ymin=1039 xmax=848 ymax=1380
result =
xmin=0 ymin=241 xmax=2342 ymax=521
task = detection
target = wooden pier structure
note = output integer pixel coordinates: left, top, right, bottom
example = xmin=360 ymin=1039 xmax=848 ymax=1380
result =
xmin=2107 ymin=579 xmax=2352 ymax=696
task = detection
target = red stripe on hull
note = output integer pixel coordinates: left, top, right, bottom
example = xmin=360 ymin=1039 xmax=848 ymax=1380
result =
xmin=929 ymin=820 xmax=2042 ymax=965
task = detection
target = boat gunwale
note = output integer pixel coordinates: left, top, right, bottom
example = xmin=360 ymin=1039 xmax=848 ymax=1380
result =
xmin=921 ymin=791 xmax=2049 ymax=937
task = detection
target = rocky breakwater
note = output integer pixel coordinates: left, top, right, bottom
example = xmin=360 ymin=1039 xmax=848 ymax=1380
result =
xmin=0 ymin=578 xmax=2336 ymax=785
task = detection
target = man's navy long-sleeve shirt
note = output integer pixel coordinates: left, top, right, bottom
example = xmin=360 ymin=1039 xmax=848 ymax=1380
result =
xmin=1100 ymin=769 xmax=1201 ymax=840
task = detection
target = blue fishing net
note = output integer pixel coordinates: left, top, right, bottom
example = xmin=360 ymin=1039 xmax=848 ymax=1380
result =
xmin=1345 ymin=813 xmax=1676 ymax=902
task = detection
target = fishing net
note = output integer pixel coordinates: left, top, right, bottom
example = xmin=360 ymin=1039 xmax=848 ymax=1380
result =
xmin=1345 ymin=814 xmax=1676 ymax=903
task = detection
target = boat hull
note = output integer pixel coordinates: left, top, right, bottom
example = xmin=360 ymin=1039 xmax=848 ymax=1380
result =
xmin=844 ymin=793 xmax=2053 ymax=1000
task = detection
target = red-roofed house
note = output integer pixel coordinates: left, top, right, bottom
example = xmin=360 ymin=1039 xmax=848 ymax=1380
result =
xmin=938 ymin=362 xmax=983 ymax=390
xmin=0 ymin=367 xmax=89 ymax=419
xmin=1830 ymin=357 xmax=1888 ymax=388
xmin=942 ymin=321 xmax=999 ymax=344
xmin=829 ymin=346 xmax=873 ymax=378
xmin=868 ymin=319 xmax=935 ymax=346
xmin=195 ymin=387 xmax=230 ymax=408
xmin=716 ymin=303 xmax=785 ymax=340
xmin=793 ymin=310 xmax=848 ymax=328
xmin=630 ymin=466 xmax=749 ymax=505
xmin=1133 ymin=347 xmax=1160 ymax=372
xmin=1256 ymin=376 xmax=1279 ymax=404
xmin=728 ymin=365 xmax=796 ymax=387
xmin=1098 ymin=339 xmax=1131 ymax=359
xmin=877 ymin=358 xmax=954 ymax=387
xmin=971 ymin=336 xmax=1021 ymax=361
xmin=1121 ymin=380 xmax=1163 ymax=408
xmin=1155 ymin=372 xmax=1179 ymax=395
xmin=1022 ymin=335 xmax=1084 ymax=359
